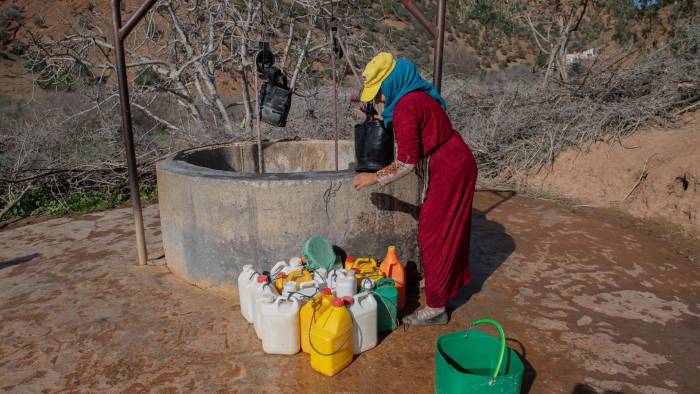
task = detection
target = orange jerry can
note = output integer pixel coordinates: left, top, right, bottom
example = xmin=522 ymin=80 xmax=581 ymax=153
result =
xmin=380 ymin=245 xmax=406 ymax=310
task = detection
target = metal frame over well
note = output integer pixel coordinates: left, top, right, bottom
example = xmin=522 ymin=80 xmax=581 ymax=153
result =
xmin=110 ymin=0 xmax=447 ymax=265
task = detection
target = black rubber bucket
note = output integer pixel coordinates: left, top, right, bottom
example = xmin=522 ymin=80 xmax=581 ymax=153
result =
xmin=354 ymin=118 xmax=394 ymax=173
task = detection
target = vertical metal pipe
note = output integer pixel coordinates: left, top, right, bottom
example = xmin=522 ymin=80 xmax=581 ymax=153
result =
xmin=331 ymin=30 xmax=339 ymax=172
xmin=334 ymin=35 xmax=361 ymax=87
xmin=433 ymin=0 xmax=446 ymax=92
xmin=254 ymin=73 xmax=264 ymax=173
xmin=111 ymin=0 xmax=148 ymax=266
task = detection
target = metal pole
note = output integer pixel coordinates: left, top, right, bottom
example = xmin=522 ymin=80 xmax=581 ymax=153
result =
xmin=334 ymin=35 xmax=361 ymax=87
xmin=111 ymin=0 xmax=148 ymax=266
xmin=398 ymin=0 xmax=437 ymax=39
xmin=331 ymin=29 xmax=339 ymax=172
xmin=254 ymin=73 xmax=264 ymax=173
xmin=433 ymin=0 xmax=446 ymax=92
xmin=119 ymin=0 xmax=158 ymax=40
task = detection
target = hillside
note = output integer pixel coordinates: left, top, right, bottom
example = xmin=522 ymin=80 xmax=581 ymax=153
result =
xmin=528 ymin=111 xmax=700 ymax=237
xmin=1 ymin=0 xmax=696 ymax=95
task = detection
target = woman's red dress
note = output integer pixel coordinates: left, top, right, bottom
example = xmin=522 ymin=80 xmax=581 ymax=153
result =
xmin=392 ymin=91 xmax=478 ymax=308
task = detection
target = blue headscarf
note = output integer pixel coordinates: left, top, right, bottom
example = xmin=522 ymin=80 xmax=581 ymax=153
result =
xmin=380 ymin=59 xmax=446 ymax=127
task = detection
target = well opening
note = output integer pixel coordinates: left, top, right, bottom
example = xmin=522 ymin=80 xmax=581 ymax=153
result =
xmin=176 ymin=140 xmax=356 ymax=174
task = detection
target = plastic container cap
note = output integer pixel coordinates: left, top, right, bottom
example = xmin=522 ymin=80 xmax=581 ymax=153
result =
xmin=321 ymin=287 xmax=332 ymax=296
xmin=351 ymin=268 xmax=360 ymax=274
xmin=342 ymin=296 xmax=354 ymax=306
xmin=333 ymin=298 xmax=345 ymax=308
xmin=345 ymin=256 xmax=355 ymax=264
xmin=257 ymin=275 xmax=269 ymax=283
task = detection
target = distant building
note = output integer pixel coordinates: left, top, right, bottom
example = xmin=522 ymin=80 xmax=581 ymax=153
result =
xmin=565 ymin=48 xmax=597 ymax=65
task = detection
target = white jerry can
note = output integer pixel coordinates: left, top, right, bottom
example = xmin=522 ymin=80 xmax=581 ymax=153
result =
xmin=253 ymin=276 xmax=278 ymax=339
xmin=282 ymin=281 xmax=317 ymax=308
xmin=296 ymin=281 xmax=318 ymax=301
xmin=288 ymin=257 xmax=304 ymax=271
xmin=237 ymin=264 xmax=259 ymax=323
xmin=313 ymin=268 xmax=329 ymax=287
xmin=261 ymin=297 xmax=301 ymax=355
xmin=329 ymin=269 xmax=357 ymax=298
xmin=282 ymin=281 xmax=297 ymax=298
xmin=270 ymin=257 xmax=305 ymax=277
xmin=348 ymin=291 xmax=378 ymax=355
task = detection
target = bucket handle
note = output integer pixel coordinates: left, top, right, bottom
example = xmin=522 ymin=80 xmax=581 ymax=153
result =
xmin=467 ymin=319 xmax=506 ymax=380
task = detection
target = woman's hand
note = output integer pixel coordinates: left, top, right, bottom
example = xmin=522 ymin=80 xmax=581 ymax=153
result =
xmin=353 ymin=173 xmax=379 ymax=190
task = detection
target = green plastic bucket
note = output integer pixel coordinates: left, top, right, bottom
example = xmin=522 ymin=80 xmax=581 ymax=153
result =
xmin=435 ymin=319 xmax=524 ymax=394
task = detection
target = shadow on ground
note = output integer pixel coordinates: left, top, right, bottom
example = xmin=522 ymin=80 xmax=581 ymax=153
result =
xmin=0 ymin=253 xmax=40 ymax=270
xmin=507 ymin=337 xmax=537 ymax=394
xmin=571 ymin=383 xmax=623 ymax=394
xmin=370 ymin=191 xmax=517 ymax=315
xmin=449 ymin=191 xmax=517 ymax=310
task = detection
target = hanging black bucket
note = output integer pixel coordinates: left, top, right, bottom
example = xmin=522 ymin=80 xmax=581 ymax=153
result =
xmin=259 ymin=67 xmax=292 ymax=127
xmin=354 ymin=104 xmax=394 ymax=172
xmin=255 ymin=42 xmax=275 ymax=78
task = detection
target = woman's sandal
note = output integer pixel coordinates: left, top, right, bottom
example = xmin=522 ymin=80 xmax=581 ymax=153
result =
xmin=403 ymin=307 xmax=448 ymax=326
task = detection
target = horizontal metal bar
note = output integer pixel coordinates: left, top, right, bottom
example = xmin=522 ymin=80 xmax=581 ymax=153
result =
xmin=398 ymin=0 xmax=437 ymax=39
xmin=119 ymin=0 xmax=159 ymax=40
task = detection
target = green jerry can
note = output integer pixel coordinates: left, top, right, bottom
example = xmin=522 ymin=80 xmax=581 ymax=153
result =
xmin=435 ymin=319 xmax=524 ymax=394
xmin=370 ymin=278 xmax=398 ymax=332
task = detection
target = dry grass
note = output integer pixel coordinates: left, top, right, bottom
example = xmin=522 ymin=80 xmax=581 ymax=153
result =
xmin=445 ymin=24 xmax=699 ymax=183
xmin=1 ymin=21 xmax=697 ymax=219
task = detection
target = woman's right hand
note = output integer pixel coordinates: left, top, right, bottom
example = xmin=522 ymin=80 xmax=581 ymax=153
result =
xmin=353 ymin=173 xmax=379 ymax=190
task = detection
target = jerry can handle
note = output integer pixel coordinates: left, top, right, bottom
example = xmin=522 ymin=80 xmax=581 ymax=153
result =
xmin=353 ymin=257 xmax=369 ymax=266
xmin=466 ymin=319 xmax=506 ymax=380
xmin=299 ymin=280 xmax=316 ymax=289
xmin=270 ymin=261 xmax=287 ymax=276
xmin=375 ymin=278 xmax=395 ymax=287
xmin=277 ymin=296 xmax=299 ymax=308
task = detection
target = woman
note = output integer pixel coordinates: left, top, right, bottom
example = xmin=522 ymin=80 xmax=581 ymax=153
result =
xmin=352 ymin=52 xmax=478 ymax=326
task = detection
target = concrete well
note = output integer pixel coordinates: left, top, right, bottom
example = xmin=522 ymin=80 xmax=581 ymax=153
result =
xmin=156 ymin=140 xmax=420 ymax=289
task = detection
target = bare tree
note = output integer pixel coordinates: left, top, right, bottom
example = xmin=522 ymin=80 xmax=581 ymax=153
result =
xmin=23 ymin=0 xmax=367 ymax=135
xmin=525 ymin=0 xmax=589 ymax=84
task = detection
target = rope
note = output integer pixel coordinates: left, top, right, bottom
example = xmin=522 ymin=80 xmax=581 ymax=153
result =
xmin=323 ymin=181 xmax=341 ymax=222
xmin=307 ymin=299 xmax=352 ymax=357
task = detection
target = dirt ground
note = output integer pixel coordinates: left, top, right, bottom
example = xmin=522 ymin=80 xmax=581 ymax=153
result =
xmin=1 ymin=191 xmax=699 ymax=393
xmin=528 ymin=112 xmax=700 ymax=239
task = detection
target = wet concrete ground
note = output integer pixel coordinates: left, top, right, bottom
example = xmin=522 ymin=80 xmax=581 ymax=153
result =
xmin=1 ymin=191 xmax=698 ymax=393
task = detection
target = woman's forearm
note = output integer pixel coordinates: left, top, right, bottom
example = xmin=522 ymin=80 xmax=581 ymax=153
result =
xmin=376 ymin=160 xmax=415 ymax=187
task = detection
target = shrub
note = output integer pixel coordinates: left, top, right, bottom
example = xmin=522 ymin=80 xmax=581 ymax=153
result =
xmin=134 ymin=67 xmax=162 ymax=89
xmin=0 ymin=5 xmax=23 ymax=23
xmin=33 ymin=16 xmax=47 ymax=28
